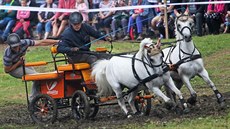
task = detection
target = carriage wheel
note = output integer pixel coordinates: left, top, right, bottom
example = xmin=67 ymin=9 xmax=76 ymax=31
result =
xmin=134 ymin=89 xmax=151 ymax=116
xmin=29 ymin=94 xmax=57 ymax=124
xmin=71 ymin=90 xmax=90 ymax=120
xmin=88 ymin=96 xmax=99 ymax=118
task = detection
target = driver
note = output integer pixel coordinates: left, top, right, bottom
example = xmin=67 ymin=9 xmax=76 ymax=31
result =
xmin=57 ymin=11 xmax=112 ymax=66
xmin=3 ymin=33 xmax=59 ymax=101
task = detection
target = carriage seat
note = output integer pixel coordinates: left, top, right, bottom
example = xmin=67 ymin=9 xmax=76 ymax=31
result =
xmin=57 ymin=63 xmax=90 ymax=71
xmin=50 ymin=46 xmax=91 ymax=71
xmin=22 ymin=71 xmax=63 ymax=81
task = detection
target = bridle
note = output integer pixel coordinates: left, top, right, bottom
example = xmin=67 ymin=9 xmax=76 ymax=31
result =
xmin=175 ymin=14 xmax=192 ymax=38
xmin=164 ymin=14 xmax=202 ymax=71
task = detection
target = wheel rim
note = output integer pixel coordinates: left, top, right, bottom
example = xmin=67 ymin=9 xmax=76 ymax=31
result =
xmin=72 ymin=91 xmax=90 ymax=120
xmin=72 ymin=95 xmax=86 ymax=119
xmin=30 ymin=95 xmax=57 ymax=124
xmin=135 ymin=90 xmax=151 ymax=115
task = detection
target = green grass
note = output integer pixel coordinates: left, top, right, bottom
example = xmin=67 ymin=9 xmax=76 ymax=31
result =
xmin=0 ymin=34 xmax=230 ymax=128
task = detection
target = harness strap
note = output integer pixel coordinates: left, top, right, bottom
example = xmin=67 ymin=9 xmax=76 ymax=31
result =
xmin=132 ymin=53 xmax=141 ymax=81
xmin=170 ymin=54 xmax=202 ymax=71
xmin=122 ymin=54 xmax=168 ymax=98
xmin=141 ymin=65 xmax=169 ymax=84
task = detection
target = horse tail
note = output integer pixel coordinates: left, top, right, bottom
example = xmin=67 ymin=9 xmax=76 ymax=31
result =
xmin=91 ymin=60 xmax=113 ymax=97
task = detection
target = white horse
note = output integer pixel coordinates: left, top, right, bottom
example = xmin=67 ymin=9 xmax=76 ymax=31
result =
xmin=162 ymin=10 xmax=225 ymax=107
xmin=92 ymin=38 xmax=188 ymax=118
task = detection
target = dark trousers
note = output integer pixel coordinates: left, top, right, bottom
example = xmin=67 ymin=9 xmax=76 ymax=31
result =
xmin=206 ymin=17 xmax=221 ymax=34
xmin=195 ymin=13 xmax=204 ymax=36
xmin=68 ymin=51 xmax=111 ymax=67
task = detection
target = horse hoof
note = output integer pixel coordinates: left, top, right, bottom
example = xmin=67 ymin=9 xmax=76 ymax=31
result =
xmin=219 ymin=101 xmax=226 ymax=110
xmin=165 ymin=101 xmax=175 ymax=110
xmin=174 ymin=106 xmax=183 ymax=115
xmin=127 ymin=114 xmax=132 ymax=118
xmin=187 ymin=96 xmax=197 ymax=105
xmin=126 ymin=112 xmax=133 ymax=118
xmin=134 ymin=111 xmax=143 ymax=116
xmin=183 ymin=108 xmax=190 ymax=114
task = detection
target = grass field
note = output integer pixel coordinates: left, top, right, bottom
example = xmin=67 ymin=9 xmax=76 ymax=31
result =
xmin=0 ymin=34 xmax=229 ymax=129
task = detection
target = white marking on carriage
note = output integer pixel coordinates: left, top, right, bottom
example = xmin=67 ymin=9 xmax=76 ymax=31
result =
xmin=162 ymin=9 xmax=225 ymax=108
xmin=92 ymin=38 xmax=189 ymax=118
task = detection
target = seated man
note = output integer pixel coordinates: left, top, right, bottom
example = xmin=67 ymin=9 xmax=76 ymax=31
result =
xmin=57 ymin=12 xmax=111 ymax=66
xmin=3 ymin=33 xmax=59 ymax=100
xmin=0 ymin=0 xmax=19 ymax=43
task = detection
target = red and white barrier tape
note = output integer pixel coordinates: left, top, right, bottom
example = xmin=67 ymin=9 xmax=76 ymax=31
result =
xmin=0 ymin=1 xmax=229 ymax=13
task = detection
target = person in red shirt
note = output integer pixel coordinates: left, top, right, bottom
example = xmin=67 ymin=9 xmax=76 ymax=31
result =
xmin=52 ymin=0 xmax=76 ymax=38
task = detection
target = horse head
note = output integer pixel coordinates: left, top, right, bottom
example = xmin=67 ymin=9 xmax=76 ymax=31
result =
xmin=174 ymin=9 xmax=194 ymax=42
xmin=140 ymin=38 xmax=162 ymax=56
xmin=141 ymin=38 xmax=163 ymax=64
xmin=139 ymin=38 xmax=153 ymax=52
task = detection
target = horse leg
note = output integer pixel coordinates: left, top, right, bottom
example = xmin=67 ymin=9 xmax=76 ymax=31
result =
xmin=165 ymin=78 xmax=189 ymax=113
xmin=165 ymin=80 xmax=183 ymax=103
xmin=127 ymin=91 xmax=139 ymax=115
xmin=198 ymin=69 xmax=225 ymax=107
xmin=181 ymin=75 xmax=197 ymax=105
xmin=150 ymin=87 xmax=175 ymax=110
xmin=112 ymin=86 xmax=131 ymax=118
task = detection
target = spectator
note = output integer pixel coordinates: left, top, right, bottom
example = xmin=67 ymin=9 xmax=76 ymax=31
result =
xmin=97 ymin=0 xmax=115 ymax=35
xmin=204 ymin=0 xmax=225 ymax=34
xmin=123 ymin=0 xmax=149 ymax=41
xmin=0 ymin=0 xmax=19 ymax=43
xmin=111 ymin=0 xmax=129 ymax=40
xmin=14 ymin=0 xmax=39 ymax=39
xmin=36 ymin=0 xmax=57 ymax=39
xmin=194 ymin=0 xmax=206 ymax=36
xmin=150 ymin=0 xmax=187 ymax=38
xmin=75 ymin=0 xmax=89 ymax=23
xmin=57 ymin=12 xmax=111 ymax=66
xmin=12 ymin=0 xmax=31 ymax=38
xmin=3 ymin=33 xmax=59 ymax=101
xmin=89 ymin=0 xmax=101 ymax=22
xmin=52 ymin=0 xmax=75 ymax=38
xmin=147 ymin=0 xmax=158 ymax=31
xmin=223 ymin=4 xmax=230 ymax=33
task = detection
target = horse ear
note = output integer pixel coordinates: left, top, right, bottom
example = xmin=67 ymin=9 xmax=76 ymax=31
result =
xmin=155 ymin=38 xmax=161 ymax=49
xmin=174 ymin=9 xmax=180 ymax=17
xmin=144 ymin=45 xmax=149 ymax=49
xmin=184 ymin=7 xmax=189 ymax=15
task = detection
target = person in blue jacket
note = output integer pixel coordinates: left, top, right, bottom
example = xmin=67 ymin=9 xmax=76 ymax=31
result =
xmin=57 ymin=11 xmax=111 ymax=66
xmin=123 ymin=0 xmax=149 ymax=41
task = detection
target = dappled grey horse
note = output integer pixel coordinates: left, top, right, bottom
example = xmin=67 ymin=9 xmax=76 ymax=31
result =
xmin=162 ymin=10 xmax=225 ymax=108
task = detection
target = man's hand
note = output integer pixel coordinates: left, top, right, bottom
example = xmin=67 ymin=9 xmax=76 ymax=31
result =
xmin=71 ymin=47 xmax=79 ymax=52
xmin=105 ymin=36 xmax=112 ymax=42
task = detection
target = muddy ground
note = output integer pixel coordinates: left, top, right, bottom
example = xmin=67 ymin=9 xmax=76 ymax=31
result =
xmin=0 ymin=91 xmax=229 ymax=129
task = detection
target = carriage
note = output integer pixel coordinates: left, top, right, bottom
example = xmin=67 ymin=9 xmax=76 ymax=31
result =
xmin=21 ymin=45 xmax=153 ymax=124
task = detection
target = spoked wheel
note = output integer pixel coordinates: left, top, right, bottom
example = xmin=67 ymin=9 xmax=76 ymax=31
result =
xmin=71 ymin=90 xmax=90 ymax=120
xmin=134 ymin=89 xmax=152 ymax=116
xmin=88 ymin=96 xmax=99 ymax=118
xmin=29 ymin=94 xmax=57 ymax=124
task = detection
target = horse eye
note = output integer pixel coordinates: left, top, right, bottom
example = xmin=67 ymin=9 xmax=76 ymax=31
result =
xmin=189 ymin=22 xmax=192 ymax=26
xmin=177 ymin=24 xmax=181 ymax=28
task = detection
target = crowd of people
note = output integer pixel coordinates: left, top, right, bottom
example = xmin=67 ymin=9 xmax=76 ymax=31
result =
xmin=0 ymin=0 xmax=230 ymax=43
